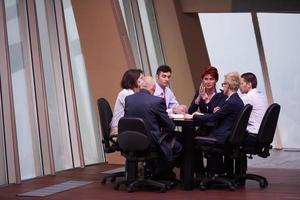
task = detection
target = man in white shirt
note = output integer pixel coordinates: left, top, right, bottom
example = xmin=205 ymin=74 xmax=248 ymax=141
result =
xmin=240 ymin=72 xmax=268 ymax=144
xmin=154 ymin=65 xmax=187 ymax=114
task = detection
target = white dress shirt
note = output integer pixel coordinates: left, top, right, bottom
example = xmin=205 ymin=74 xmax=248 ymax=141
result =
xmin=154 ymin=83 xmax=179 ymax=114
xmin=110 ymin=89 xmax=134 ymax=128
xmin=240 ymin=88 xmax=268 ymax=134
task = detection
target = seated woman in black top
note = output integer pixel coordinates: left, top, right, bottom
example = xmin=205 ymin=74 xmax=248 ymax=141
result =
xmin=188 ymin=66 xmax=226 ymax=115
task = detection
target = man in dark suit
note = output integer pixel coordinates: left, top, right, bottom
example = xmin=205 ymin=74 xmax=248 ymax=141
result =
xmin=124 ymin=76 xmax=182 ymax=177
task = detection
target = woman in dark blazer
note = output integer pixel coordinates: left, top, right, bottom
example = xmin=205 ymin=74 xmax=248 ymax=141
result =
xmin=186 ymin=72 xmax=244 ymax=177
xmin=188 ymin=66 xmax=226 ymax=115
xmin=186 ymin=72 xmax=244 ymax=144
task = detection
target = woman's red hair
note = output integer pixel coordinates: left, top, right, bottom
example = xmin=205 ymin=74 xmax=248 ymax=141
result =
xmin=201 ymin=66 xmax=219 ymax=81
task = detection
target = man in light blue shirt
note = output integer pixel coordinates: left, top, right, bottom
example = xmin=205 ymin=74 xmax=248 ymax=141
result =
xmin=154 ymin=65 xmax=187 ymax=114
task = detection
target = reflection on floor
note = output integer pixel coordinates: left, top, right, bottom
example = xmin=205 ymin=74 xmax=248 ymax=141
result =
xmin=248 ymin=149 xmax=300 ymax=169
xmin=0 ymin=150 xmax=299 ymax=200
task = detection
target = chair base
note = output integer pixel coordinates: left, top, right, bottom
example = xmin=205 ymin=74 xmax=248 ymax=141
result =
xmin=128 ymin=179 xmax=167 ymax=192
xmin=114 ymin=178 xmax=168 ymax=193
xmin=101 ymin=171 xmax=125 ymax=184
xmin=199 ymin=176 xmax=236 ymax=191
xmin=245 ymin=173 xmax=268 ymax=188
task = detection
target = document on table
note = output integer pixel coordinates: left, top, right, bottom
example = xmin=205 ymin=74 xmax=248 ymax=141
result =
xmin=168 ymin=113 xmax=185 ymax=120
xmin=193 ymin=112 xmax=204 ymax=116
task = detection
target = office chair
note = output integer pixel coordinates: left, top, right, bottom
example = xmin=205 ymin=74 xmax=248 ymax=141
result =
xmin=116 ymin=117 xmax=169 ymax=192
xmin=97 ymin=98 xmax=125 ymax=184
xmin=195 ymin=104 xmax=253 ymax=191
xmin=237 ymin=103 xmax=281 ymax=188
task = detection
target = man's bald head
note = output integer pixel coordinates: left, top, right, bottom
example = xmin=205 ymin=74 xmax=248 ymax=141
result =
xmin=141 ymin=76 xmax=156 ymax=95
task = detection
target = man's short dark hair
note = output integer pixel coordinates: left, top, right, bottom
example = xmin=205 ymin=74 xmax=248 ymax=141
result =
xmin=121 ymin=69 xmax=143 ymax=89
xmin=156 ymin=65 xmax=172 ymax=75
xmin=241 ymin=72 xmax=257 ymax=88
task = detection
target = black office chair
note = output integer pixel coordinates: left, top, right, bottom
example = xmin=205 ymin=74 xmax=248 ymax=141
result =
xmin=195 ymin=104 xmax=253 ymax=191
xmin=237 ymin=103 xmax=281 ymax=188
xmin=97 ymin=98 xmax=125 ymax=184
xmin=116 ymin=117 xmax=169 ymax=192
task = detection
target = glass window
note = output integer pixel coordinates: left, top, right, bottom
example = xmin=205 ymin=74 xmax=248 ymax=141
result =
xmin=5 ymin=0 xmax=42 ymax=179
xmin=258 ymin=13 xmax=300 ymax=148
xmin=0 ymin=90 xmax=7 ymax=185
xmin=137 ymin=0 xmax=164 ymax=75
xmin=62 ymin=0 xmax=104 ymax=164
xmin=35 ymin=0 xmax=73 ymax=171
xmin=118 ymin=0 xmax=165 ymax=75
xmin=198 ymin=13 xmax=266 ymax=93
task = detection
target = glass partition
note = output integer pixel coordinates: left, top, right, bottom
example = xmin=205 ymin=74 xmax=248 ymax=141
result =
xmin=5 ymin=0 xmax=42 ymax=179
xmin=63 ymin=0 xmax=104 ymax=164
xmin=137 ymin=0 xmax=164 ymax=75
xmin=258 ymin=13 xmax=300 ymax=148
xmin=118 ymin=0 xmax=165 ymax=75
xmin=198 ymin=13 xmax=266 ymax=93
xmin=0 ymin=88 xmax=7 ymax=185
xmin=35 ymin=0 xmax=73 ymax=171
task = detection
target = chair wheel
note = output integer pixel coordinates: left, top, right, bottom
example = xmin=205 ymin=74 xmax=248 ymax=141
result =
xmin=259 ymin=180 xmax=268 ymax=188
xmin=165 ymin=184 xmax=171 ymax=190
xmin=229 ymin=185 xmax=235 ymax=191
xmin=160 ymin=188 xmax=166 ymax=193
xmin=114 ymin=184 xmax=120 ymax=190
xmin=199 ymin=183 xmax=207 ymax=191
xmin=128 ymin=187 xmax=134 ymax=193
xmin=110 ymin=177 xmax=116 ymax=183
xmin=239 ymin=180 xmax=246 ymax=186
xmin=101 ymin=178 xmax=106 ymax=184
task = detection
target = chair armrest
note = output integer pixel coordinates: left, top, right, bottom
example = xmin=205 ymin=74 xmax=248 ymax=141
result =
xmin=158 ymin=132 xmax=169 ymax=144
xmin=194 ymin=136 xmax=217 ymax=144
xmin=109 ymin=134 xmax=118 ymax=144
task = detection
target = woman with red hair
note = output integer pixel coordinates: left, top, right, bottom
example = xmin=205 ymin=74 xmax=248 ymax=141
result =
xmin=188 ymin=66 xmax=226 ymax=114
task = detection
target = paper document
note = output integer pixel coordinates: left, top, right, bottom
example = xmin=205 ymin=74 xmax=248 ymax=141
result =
xmin=193 ymin=112 xmax=204 ymax=116
xmin=169 ymin=114 xmax=185 ymax=119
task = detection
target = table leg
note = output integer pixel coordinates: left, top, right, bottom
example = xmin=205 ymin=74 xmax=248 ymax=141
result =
xmin=182 ymin=126 xmax=195 ymax=190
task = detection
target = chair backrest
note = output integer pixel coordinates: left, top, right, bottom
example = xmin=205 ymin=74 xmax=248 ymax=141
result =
xmin=228 ymin=104 xmax=253 ymax=145
xmin=257 ymin=103 xmax=281 ymax=144
xmin=117 ymin=117 xmax=152 ymax=152
xmin=97 ymin=98 xmax=113 ymax=149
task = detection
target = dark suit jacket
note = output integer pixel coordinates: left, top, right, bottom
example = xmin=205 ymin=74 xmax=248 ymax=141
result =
xmin=124 ymin=89 xmax=178 ymax=161
xmin=188 ymin=90 xmax=227 ymax=114
xmin=193 ymin=93 xmax=244 ymax=144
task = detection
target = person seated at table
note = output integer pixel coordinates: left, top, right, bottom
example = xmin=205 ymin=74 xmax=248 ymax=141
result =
xmin=187 ymin=66 xmax=226 ymax=177
xmin=186 ymin=71 xmax=243 ymax=178
xmin=186 ymin=71 xmax=244 ymax=144
xmin=154 ymin=65 xmax=187 ymax=114
xmin=188 ymin=66 xmax=227 ymax=115
xmin=124 ymin=76 xmax=182 ymax=179
xmin=110 ymin=69 xmax=144 ymax=139
xmin=239 ymin=72 xmax=268 ymax=144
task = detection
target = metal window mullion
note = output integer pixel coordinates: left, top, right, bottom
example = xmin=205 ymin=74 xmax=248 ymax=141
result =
xmin=131 ymin=0 xmax=151 ymax=75
xmin=18 ymin=0 xmax=44 ymax=178
xmin=144 ymin=0 xmax=165 ymax=66
xmin=53 ymin=0 xmax=84 ymax=168
xmin=26 ymin=0 xmax=55 ymax=175
xmin=122 ymin=0 xmax=143 ymax=69
xmin=0 ymin=0 xmax=21 ymax=184
xmin=251 ymin=12 xmax=282 ymax=149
